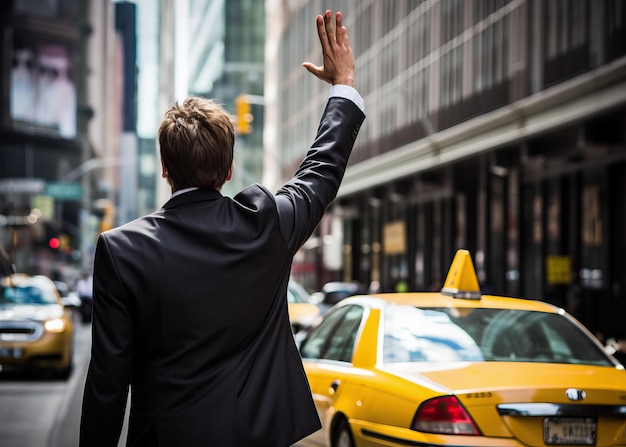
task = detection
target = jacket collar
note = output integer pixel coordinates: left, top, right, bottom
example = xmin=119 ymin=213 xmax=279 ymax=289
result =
xmin=162 ymin=188 xmax=223 ymax=210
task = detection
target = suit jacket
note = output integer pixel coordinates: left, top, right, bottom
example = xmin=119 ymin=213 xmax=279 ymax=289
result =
xmin=80 ymin=96 xmax=365 ymax=447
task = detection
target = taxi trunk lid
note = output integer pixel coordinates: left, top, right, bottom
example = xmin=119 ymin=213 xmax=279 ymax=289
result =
xmin=391 ymin=361 xmax=626 ymax=446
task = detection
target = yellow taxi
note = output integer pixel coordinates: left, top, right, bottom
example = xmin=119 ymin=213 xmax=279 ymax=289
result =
xmin=0 ymin=274 xmax=74 ymax=379
xmin=299 ymin=250 xmax=626 ymax=447
xmin=288 ymin=278 xmax=321 ymax=337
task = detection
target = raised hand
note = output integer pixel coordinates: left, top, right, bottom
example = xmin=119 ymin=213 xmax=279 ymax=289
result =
xmin=302 ymin=10 xmax=355 ymax=87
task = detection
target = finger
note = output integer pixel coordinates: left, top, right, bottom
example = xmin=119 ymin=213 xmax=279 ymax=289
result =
xmin=301 ymin=62 xmax=326 ymax=81
xmin=337 ymin=24 xmax=348 ymax=49
xmin=335 ymin=11 xmax=343 ymax=42
xmin=302 ymin=62 xmax=321 ymax=74
xmin=301 ymin=62 xmax=321 ymax=73
xmin=315 ymin=14 xmax=329 ymax=49
xmin=324 ymin=10 xmax=335 ymax=44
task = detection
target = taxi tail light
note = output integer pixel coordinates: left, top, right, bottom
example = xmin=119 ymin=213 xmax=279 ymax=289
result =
xmin=411 ymin=395 xmax=481 ymax=435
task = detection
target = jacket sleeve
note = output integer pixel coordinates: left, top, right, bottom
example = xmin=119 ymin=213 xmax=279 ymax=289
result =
xmin=275 ymin=96 xmax=365 ymax=253
xmin=80 ymin=232 xmax=134 ymax=447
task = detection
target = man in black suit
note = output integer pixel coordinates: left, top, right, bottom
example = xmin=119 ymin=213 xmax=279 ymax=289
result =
xmin=80 ymin=10 xmax=365 ymax=447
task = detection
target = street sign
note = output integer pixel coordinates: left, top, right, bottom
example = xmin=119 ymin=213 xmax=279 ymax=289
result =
xmin=45 ymin=182 xmax=83 ymax=201
xmin=0 ymin=178 xmax=45 ymax=194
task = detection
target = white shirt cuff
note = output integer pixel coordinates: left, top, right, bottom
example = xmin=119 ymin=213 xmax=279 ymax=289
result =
xmin=329 ymin=85 xmax=365 ymax=112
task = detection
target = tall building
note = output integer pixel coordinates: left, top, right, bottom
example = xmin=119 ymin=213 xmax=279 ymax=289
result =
xmin=0 ymin=1 xmax=145 ymax=278
xmin=0 ymin=0 xmax=118 ymax=278
xmin=179 ymin=0 xmax=265 ymax=197
xmin=114 ymin=2 xmax=139 ymax=227
xmin=269 ymin=0 xmax=626 ymax=340
xmin=82 ymin=0 xmax=120 ymax=271
xmin=222 ymin=0 xmax=265 ymax=195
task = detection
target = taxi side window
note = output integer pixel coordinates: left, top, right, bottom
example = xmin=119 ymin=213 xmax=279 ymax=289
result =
xmin=323 ymin=305 xmax=364 ymax=362
xmin=300 ymin=306 xmax=350 ymax=359
xmin=300 ymin=305 xmax=364 ymax=362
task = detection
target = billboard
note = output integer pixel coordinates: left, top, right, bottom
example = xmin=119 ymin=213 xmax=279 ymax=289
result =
xmin=10 ymin=38 xmax=77 ymax=138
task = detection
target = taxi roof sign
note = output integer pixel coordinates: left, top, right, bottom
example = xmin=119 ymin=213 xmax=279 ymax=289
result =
xmin=441 ymin=249 xmax=482 ymax=299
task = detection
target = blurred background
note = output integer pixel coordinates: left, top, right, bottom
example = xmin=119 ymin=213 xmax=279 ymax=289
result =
xmin=0 ymin=0 xmax=625 ymax=345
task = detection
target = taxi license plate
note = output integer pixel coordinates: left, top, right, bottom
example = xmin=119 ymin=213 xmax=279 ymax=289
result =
xmin=543 ymin=417 xmax=596 ymax=446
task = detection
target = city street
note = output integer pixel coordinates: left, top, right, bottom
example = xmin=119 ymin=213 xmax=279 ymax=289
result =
xmin=3 ymin=1 xmax=626 ymax=446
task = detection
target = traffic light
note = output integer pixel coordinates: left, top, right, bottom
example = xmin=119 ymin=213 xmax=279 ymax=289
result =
xmin=59 ymin=234 xmax=70 ymax=253
xmin=93 ymin=198 xmax=115 ymax=233
xmin=48 ymin=234 xmax=71 ymax=253
xmin=235 ymin=94 xmax=253 ymax=135
xmin=49 ymin=237 xmax=60 ymax=249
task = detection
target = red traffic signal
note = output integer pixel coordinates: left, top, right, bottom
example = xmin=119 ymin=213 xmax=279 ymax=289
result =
xmin=49 ymin=237 xmax=60 ymax=249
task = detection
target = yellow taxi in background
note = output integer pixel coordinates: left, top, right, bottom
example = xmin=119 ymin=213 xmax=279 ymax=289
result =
xmin=0 ymin=274 xmax=74 ymax=379
xmin=299 ymin=250 xmax=626 ymax=447
xmin=288 ymin=278 xmax=320 ymax=341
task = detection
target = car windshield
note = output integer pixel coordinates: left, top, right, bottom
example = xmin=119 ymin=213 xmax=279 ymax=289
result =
xmin=383 ymin=305 xmax=612 ymax=366
xmin=288 ymin=280 xmax=311 ymax=304
xmin=0 ymin=285 xmax=58 ymax=305
xmin=287 ymin=288 xmax=304 ymax=304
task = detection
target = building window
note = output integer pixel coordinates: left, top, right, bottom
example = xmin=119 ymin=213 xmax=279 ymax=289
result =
xmin=441 ymin=46 xmax=463 ymax=106
xmin=473 ymin=16 xmax=509 ymax=92
xmin=580 ymin=172 xmax=606 ymax=290
xmin=475 ymin=0 xmax=514 ymax=23
xmin=606 ymin=0 xmax=626 ymax=62
xmin=407 ymin=7 xmax=431 ymax=66
xmin=10 ymin=38 xmax=77 ymax=139
xmin=523 ymin=183 xmax=543 ymax=300
xmin=608 ymin=0 xmax=625 ymax=33
xmin=441 ymin=0 xmax=464 ymax=44
xmin=383 ymin=1 xmax=396 ymax=36
xmin=408 ymin=0 xmax=427 ymax=13
xmin=402 ymin=68 xmax=429 ymax=130
xmin=506 ymin=168 xmax=520 ymax=297
xmin=381 ymin=39 xmax=398 ymax=87
xmin=545 ymin=0 xmax=588 ymax=59
xmin=356 ymin=3 xmax=375 ymax=55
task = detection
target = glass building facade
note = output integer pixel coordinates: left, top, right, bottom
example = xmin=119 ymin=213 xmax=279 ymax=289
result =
xmin=185 ymin=0 xmax=265 ymax=196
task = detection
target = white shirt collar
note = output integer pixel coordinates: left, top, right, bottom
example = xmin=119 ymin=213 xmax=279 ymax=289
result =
xmin=171 ymin=186 xmax=200 ymax=198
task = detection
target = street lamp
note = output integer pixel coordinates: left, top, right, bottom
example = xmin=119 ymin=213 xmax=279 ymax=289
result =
xmin=62 ymin=157 xmax=124 ymax=182
xmin=61 ymin=156 xmax=125 ymax=271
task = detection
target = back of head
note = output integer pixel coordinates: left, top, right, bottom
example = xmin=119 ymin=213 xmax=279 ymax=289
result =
xmin=158 ymin=96 xmax=235 ymax=191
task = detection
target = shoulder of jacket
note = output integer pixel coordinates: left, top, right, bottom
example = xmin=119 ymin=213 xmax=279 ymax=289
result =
xmin=232 ymin=183 xmax=276 ymax=212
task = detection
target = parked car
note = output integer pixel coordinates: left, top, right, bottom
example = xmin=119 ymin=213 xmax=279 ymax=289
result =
xmin=298 ymin=249 xmax=626 ymax=447
xmin=287 ymin=278 xmax=320 ymax=341
xmin=53 ymin=280 xmax=82 ymax=316
xmin=310 ymin=281 xmax=366 ymax=315
xmin=0 ymin=274 xmax=74 ymax=378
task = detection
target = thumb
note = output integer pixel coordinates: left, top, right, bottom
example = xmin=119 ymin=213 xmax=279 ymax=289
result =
xmin=302 ymin=62 xmax=323 ymax=77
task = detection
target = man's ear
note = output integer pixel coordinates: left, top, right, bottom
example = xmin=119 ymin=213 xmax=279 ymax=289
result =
xmin=225 ymin=162 xmax=234 ymax=182
xmin=161 ymin=159 xmax=167 ymax=179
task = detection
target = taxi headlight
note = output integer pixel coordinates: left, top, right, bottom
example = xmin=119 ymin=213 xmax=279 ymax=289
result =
xmin=44 ymin=318 xmax=66 ymax=333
